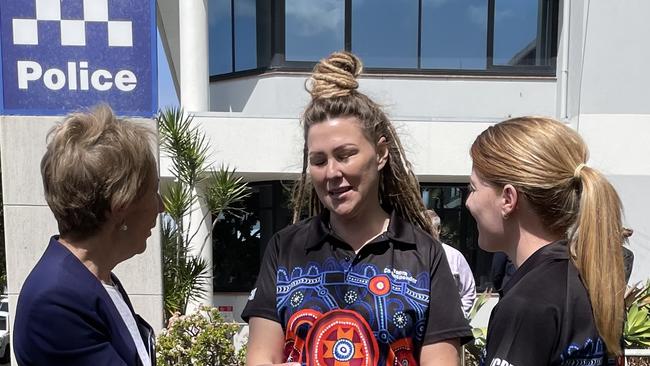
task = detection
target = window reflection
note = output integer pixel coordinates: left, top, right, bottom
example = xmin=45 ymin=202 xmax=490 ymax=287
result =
xmin=285 ymin=0 xmax=344 ymax=62
xmin=421 ymin=0 xmax=487 ymax=70
xmin=352 ymin=0 xmax=418 ymax=68
xmin=208 ymin=0 xmax=232 ymax=75
xmin=234 ymin=0 xmax=257 ymax=71
xmin=421 ymin=184 xmax=491 ymax=291
xmin=493 ymin=0 xmax=540 ymax=66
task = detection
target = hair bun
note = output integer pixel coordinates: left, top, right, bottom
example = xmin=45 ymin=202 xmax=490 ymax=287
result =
xmin=307 ymin=51 xmax=363 ymax=100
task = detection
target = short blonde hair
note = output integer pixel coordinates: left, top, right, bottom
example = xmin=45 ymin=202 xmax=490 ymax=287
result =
xmin=470 ymin=116 xmax=624 ymax=355
xmin=41 ymin=105 xmax=157 ymax=238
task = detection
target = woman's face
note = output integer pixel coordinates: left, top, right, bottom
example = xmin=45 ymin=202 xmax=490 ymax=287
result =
xmin=307 ymin=117 xmax=387 ymax=221
xmin=465 ymin=168 xmax=506 ymax=252
xmin=121 ymin=171 xmax=164 ymax=255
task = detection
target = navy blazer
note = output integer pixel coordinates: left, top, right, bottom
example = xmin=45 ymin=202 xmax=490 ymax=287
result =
xmin=13 ymin=237 xmax=155 ymax=366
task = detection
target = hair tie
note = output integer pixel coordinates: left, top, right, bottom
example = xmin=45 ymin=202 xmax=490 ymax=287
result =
xmin=573 ymin=163 xmax=586 ymax=179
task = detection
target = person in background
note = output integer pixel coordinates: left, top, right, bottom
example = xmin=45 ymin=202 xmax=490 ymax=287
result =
xmin=425 ymin=209 xmax=476 ymax=316
xmin=622 ymin=227 xmax=634 ymax=284
xmin=489 ymin=252 xmax=516 ymax=294
xmin=466 ymin=116 xmax=625 ymax=365
xmin=13 ymin=105 xmax=163 ymax=366
xmin=243 ymin=51 xmax=472 ymax=366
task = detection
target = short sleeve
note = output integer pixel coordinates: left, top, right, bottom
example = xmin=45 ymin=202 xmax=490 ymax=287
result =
xmin=483 ymin=301 xmax=559 ymax=366
xmin=456 ymin=255 xmax=477 ymax=316
xmin=423 ymin=241 xmax=474 ymax=346
xmin=241 ymin=233 xmax=281 ymax=323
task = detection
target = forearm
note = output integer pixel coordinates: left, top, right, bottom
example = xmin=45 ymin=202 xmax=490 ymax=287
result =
xmin=420 ymin=339 xmax=461 ymax=366
xmin=246 ymin=317 xmax=286 ymax=366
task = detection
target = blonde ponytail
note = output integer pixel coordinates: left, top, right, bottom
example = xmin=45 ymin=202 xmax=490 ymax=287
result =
xmin=572 ymin=166 xmax=625 ymax=355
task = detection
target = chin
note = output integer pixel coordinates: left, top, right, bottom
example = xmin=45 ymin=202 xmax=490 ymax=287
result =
xmin=327 ymin=203 xmax=357 ymax=219
xmin=477 ymin=236 xmax=498 ymax=253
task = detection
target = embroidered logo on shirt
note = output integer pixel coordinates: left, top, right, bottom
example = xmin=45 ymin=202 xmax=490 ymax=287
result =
xmin=248 ymin=288 xmax=257 ymax=301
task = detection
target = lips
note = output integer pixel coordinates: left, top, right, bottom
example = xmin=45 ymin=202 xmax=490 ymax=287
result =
xmin=328 ymin=186 xmax=352 ymax=198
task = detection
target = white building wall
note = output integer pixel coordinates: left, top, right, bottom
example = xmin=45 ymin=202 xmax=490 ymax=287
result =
xmin=567 ymin=0 xmax=650 ymax=286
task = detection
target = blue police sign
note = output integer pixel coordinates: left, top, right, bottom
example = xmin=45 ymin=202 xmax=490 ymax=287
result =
xmin=0 ymin=0 xmax=157 ymax=117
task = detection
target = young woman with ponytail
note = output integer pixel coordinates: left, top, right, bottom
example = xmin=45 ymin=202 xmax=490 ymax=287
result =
xmin=242 ymin=51 xmax=472 ymax=366
xmin=466 ymin=116 xmax=625 ymax=365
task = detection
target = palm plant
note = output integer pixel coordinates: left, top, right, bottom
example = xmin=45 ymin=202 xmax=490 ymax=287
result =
xmin=158 ymin=107 xmax=251 ymax=318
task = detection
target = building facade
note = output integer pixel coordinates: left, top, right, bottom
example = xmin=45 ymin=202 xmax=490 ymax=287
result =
xmin=157 ymin=0 xmax=650 ymax=322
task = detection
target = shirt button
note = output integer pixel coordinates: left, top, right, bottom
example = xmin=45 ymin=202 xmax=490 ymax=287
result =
xmin=344 ymin=256 xmax=351 ymax=262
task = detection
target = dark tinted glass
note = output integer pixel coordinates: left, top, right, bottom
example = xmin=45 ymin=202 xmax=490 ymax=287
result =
xmin=352 ymin=0 xmax=418 ymax=68
xmin=213 ymin=182 xmax=292 ymax=292
xmin=208 ymin=0 xmax=232 ymax=75
xmin=493 ymin=0 xmax=539 ymax=66
xmin=421 ymin=184 xmax=491 ymax=291
xmin=421 ymin=0 xmax=487 ymax=70
xmin=234 ymin=0 xmax=257 ymax=71
xmin=285 ymin=0 xmax=345 ymax=61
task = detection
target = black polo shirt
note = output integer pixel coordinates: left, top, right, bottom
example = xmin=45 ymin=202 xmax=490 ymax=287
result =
xmin=482 ymin=240 xmax=615 ymax=366
xmin=242 ymin=211 xmax=472 ymax=365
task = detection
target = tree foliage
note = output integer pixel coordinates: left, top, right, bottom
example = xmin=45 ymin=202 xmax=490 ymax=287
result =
xmin=158 ymin=107 xmax=250 ymax=317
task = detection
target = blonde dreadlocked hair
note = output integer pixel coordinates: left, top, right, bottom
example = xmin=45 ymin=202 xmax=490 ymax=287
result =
xmin=470 ymin=116 xmax=625 ymax=356
xmin=291 ymin=51 xmax=432 ymax=234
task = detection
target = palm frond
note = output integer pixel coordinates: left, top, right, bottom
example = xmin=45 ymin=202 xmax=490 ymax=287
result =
xmin=204 ymin=164 xmax=251 ymax=218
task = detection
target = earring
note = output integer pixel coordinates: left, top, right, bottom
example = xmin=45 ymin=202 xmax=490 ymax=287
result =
xmin=120 ymin=223 xmax=128 ymax=231
xmin=502 ymin=213 xmax=509 ymax=220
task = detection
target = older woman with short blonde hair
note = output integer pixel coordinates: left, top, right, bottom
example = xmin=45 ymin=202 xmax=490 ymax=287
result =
xmin=13 ymin=105 xmax=163 ymax=366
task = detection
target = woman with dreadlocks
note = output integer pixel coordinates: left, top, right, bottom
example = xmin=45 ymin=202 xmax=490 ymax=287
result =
xmin=242 ymin=52 xmax=472 ymax=366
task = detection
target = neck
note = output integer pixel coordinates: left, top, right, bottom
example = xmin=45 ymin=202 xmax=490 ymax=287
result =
xmin=505 ymin=217 xmax=561 ymax=268
xmin=59 ymin=231 xmax=118 ymax=283
xmin=329 ymin=202 xmax=390 ymax=252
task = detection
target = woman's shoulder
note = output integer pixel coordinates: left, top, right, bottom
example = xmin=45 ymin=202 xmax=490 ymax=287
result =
xmin=18 ymin=239 xmax=104 ymax=311
xmin=270 ymin=216 xmax=322 ymax=248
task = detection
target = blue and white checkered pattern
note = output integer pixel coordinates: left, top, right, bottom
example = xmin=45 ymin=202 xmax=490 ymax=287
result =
xmin=12 ymin=0 xmax=132 ymax=47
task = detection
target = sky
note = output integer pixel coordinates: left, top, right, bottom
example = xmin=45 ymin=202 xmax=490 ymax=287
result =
xmin=157 ymin=30 xmax=179 ymax=110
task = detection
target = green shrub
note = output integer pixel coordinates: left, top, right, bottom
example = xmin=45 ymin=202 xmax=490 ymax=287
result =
xmin=624 ymin=281 xmax=650 ymax=349
xmin=156 ymin=306 xmax=246 ymax=366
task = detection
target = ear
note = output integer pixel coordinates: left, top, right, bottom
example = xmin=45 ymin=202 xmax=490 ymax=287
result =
xmin=501 ymin=184 xmax=518 ymax=219
xmin=376 ymin=136 xmax=389 ymax=170
xmin=108 ymin=205 xmax=128 ymax=229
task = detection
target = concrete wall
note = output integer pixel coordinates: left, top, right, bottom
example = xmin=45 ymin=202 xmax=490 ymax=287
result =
xmin=0 ymin=115 xmax=165 ymax=339
xmin=211 ymin=73 xmax=557 ymax=121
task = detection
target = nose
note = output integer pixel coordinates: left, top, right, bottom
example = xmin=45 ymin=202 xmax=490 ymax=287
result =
xmin=325 ymin=159 xmax=343 ymax=179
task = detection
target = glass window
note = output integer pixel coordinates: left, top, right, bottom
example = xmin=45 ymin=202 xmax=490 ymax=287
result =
xmin=234 ymin=0 xmax=257 ymax=71
xmin=213 ymin=182 xmax=292 ymax=292
xmin=208 ymin=0 xmax=232 ymax=75
xmin=421 ymin=0 xmax=487 ymax=70
xmin=493 ymin=0 xmax=540 ymax=66
xmin=421 ymin=184 xmax=492 ymax=291
xmin=352 ymin=0 xmax=419 ymax=68
xmin=285 ymin=0 xmax=344 ymax=62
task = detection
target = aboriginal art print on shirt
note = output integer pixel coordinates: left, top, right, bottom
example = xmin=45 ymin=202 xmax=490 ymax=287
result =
xmin=276 ymin=258 xmax=430 ymax=366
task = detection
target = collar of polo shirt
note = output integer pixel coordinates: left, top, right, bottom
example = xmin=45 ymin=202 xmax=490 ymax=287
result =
xmin=304 ymin=210 xmax=418 ymax=252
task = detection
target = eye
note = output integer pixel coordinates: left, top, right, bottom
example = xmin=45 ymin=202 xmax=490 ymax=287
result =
xmin=336 ymin=149 xmax=357 ymax=162
xmin=467 ymin=184 xmax=476 ymax=193
xmin=309 ymin=155 xmax=327 ymax=166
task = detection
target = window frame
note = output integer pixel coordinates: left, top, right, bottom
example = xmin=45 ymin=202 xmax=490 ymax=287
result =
xmin=209 ymin=0 xmax=559 ymax=81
